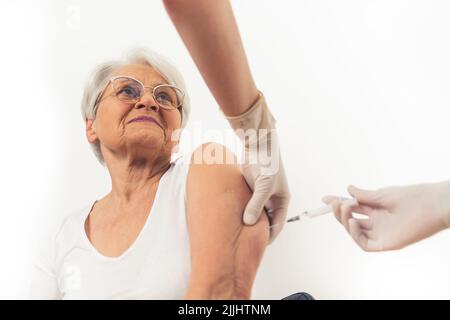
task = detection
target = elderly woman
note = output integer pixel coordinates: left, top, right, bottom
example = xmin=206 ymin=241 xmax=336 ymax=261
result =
xmin=31 ymin=49 xmax=269 ymax=299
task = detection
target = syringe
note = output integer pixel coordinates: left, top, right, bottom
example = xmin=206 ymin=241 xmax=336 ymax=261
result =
xmin=267 ymin=197 xmax=357 ymax=229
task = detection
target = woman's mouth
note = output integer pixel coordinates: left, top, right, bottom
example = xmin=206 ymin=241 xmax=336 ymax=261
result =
xmin=127 ymin=116 xmax=163 ymax=129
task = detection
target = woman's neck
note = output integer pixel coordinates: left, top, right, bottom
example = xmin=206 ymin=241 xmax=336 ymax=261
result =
xmin=104 ymin=153 xmax=172 ymax=209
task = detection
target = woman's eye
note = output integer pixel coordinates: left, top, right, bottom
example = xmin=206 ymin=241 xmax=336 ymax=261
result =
xmin=118 ymin=86 xmax=139 ymax=98
xmin=156 ymin=92 xmax=173 ymax=104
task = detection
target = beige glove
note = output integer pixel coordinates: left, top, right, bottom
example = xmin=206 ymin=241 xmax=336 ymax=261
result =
xmin=226 ymin=91 xmax=290 ymax=243
xmin=323 ymin=182 xmax=450 ymax=251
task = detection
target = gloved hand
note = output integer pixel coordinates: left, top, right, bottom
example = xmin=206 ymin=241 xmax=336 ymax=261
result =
xmin=322 ymin=182 xmax=450 ymax=251
xmin=225 ymin=91 xmax=290 ymax=244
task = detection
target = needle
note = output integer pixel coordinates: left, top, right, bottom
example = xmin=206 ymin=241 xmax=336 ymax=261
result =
xmin=267 ymin=198 xmax=358 ymax=229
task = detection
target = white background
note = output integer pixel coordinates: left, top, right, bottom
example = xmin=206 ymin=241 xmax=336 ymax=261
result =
xmin=1 ymin=0 xmax=449 ymax=299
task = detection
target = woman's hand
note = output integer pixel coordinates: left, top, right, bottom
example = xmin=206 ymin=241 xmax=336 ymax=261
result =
xmin=323 ymin=182 xmax=450 ymax=252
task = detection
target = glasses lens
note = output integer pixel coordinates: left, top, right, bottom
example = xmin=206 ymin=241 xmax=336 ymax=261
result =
xmin=112 ymin=77 xmax=143 ymax=103
xmin=154 ymin=85 xmax=183 ymax=108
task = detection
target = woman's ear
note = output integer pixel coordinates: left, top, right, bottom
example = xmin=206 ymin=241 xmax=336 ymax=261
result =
xmin=85 ymin=118 xmax=98 ymax=143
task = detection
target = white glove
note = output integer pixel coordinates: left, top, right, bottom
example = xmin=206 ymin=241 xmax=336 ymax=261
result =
xmin=225 ymin=91 xmax=290 ymax=244
xmin=322 ymin=182 xmax=450 ymax=252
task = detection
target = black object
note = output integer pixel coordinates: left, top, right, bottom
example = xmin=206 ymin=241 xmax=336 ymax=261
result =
xmin=282 ymin=292 xmax=315 ymax=300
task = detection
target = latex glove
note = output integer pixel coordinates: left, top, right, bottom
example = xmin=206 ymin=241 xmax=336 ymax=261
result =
xmin=322 ymin=182 xmax=450 ymax=252
xmin=225 ymin=91 xmax=290 ymax=243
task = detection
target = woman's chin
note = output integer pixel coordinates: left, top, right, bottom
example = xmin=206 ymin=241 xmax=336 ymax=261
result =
xmin=126 ymin=127 xmax=165 ymax=143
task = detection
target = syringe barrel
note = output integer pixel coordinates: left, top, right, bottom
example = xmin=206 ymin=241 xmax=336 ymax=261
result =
xmin=305 ymin=198 xmax=358 ymax=218
xmin=304 ymin=205 xmax=332 ymax=218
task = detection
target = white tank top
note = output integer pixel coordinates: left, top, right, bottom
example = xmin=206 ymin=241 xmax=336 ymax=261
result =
xmin=31 ymin=154 xmax=192 ymax=299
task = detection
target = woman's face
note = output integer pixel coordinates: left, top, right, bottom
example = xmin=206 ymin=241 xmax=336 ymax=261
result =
xmin=86 ymin=64 xmax=182 ymax=161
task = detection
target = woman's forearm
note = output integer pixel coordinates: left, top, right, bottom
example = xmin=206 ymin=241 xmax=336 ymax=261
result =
xmin=163 ymin=0 xmax=259 ymax=116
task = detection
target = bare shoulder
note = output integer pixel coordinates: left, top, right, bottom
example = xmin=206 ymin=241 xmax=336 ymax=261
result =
xmin=187 ymin=142 xmax=243 ymax=191
xmin=186 ymin=143 xmax=258 ymax=224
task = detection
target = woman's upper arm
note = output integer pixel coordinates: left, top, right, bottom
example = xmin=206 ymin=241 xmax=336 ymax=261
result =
xmin=185 ymin=143 xmax=269 ymax=299
xmin=30 ymin=232 xmax=61 ymax=299
xmin=30 ymin=263 xmax=60 ymax=299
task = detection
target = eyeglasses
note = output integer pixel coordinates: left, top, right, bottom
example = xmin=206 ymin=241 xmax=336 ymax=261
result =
xmin=94 ymin=76 xmax=184 ymax=113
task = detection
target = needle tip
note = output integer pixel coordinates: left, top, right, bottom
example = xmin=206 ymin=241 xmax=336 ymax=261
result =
xmin=286 ymin=215 xmax=301 ymax=223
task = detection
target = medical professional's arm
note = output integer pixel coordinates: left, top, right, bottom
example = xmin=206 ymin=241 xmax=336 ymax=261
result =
xmin=163 ymin=0 xmax=290 ymax=242
xmin=184 ymin=143 xmax=269 ymax=299
xmin=323 ymin=181 xmax=450 ymax=252
xmin=163 ymin=0 xmax=257 ymax=116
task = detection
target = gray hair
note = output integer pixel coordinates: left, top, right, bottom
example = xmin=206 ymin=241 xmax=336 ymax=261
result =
xmin=80 ymin=48 xmax=191 ymax=165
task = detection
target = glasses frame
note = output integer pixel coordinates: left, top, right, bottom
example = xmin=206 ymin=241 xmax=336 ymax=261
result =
xmin=93 ymin=75 xmax=185 ymax=115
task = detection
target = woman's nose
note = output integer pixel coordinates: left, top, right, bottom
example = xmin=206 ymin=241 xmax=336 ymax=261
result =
xmin=135 ymin=92 xmax=160 ymax=112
